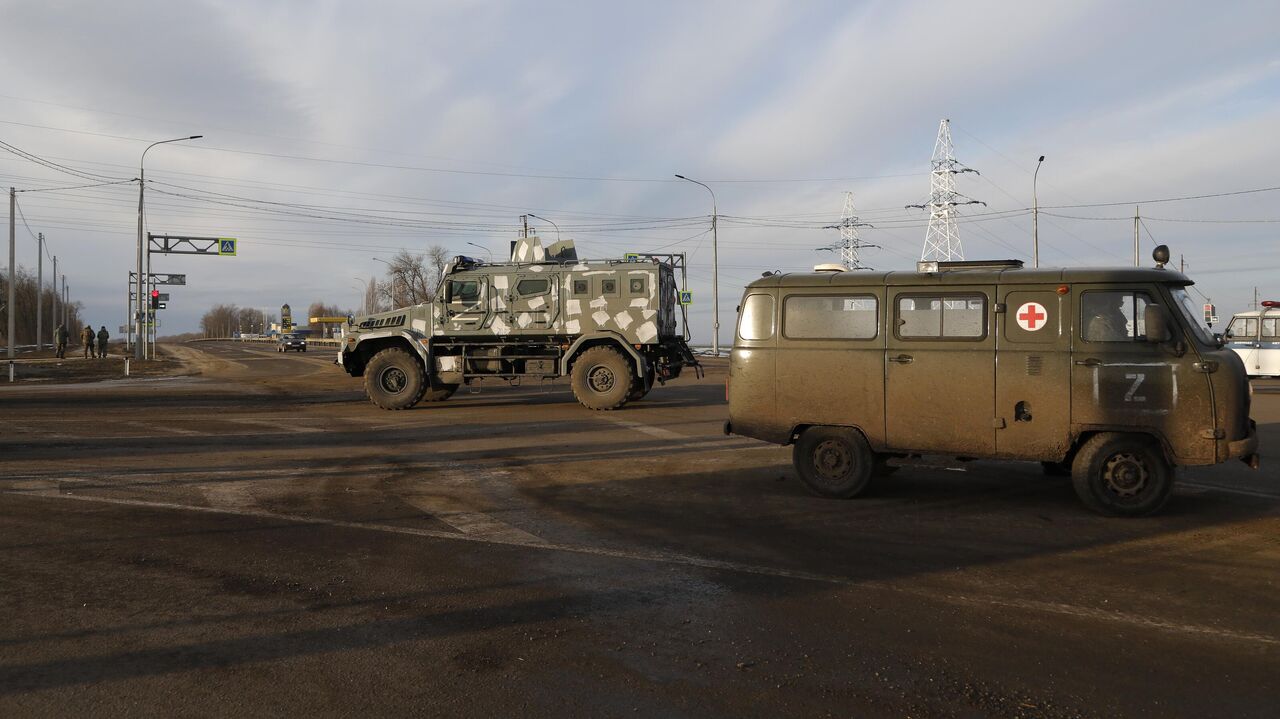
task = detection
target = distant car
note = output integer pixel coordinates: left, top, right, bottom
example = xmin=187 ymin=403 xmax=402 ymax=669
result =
xmin=277 ymin=333 xmax=307 ymax=353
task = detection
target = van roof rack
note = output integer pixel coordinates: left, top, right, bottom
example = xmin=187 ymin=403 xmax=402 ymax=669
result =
xmin=916 ymin=259 xmax=1025 ymax=273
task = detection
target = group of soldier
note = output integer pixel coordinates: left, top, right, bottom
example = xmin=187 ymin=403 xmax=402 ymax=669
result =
xmin=51 ymin=323 xmax=110 ymax=359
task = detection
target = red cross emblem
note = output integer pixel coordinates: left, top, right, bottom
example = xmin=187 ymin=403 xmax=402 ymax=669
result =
xmin=1016 ymin=302 xmax=1047 ymax=331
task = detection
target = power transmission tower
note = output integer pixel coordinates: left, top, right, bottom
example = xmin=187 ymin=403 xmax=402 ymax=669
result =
xmin=819 ymin=191 xmax=876 ymax=269
xmin=907 ymin=119 xmax=985 ymax=261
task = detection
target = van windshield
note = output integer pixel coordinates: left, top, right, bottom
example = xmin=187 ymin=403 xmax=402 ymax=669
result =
xmin=1169 ymin=287 xmax=1215 ymax=345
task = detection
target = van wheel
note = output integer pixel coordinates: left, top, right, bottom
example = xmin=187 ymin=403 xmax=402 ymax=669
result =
xmin=793 ymin=427 xmax=874 ymax=499
xmin=364 ymin=348 xmax=426 ymax=410
xmin=1071 ymin=433 xmax=1173 ymax=517
xmin=423 ymin=383 xmax=458 ymax=402
xmin=571 ymin=346 xmax=632 ymax=410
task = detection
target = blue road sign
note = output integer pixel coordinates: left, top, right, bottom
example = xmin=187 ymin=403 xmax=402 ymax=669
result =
xmin=218 ymin=238 xmax=238 ymax=256
xmin=679 ymin=290 xmax=692 ymax=305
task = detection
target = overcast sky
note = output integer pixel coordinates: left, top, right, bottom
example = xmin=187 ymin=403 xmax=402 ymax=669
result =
xmin=2 ymin=0 xmax=1279 ymax=339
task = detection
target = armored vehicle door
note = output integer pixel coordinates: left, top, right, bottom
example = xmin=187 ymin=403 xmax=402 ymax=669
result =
xmin=442 ymin=274 xmax=490 ymax=332
xmin=885 ymin=286 xmax=995 ymax=455
xmin=509 ymin=273 xmax=559 ymax=332
xmin=1070 ymin=285 xmax=1216 ymax=463
xmin=995 ymin=286 xmax=1071 ymax=459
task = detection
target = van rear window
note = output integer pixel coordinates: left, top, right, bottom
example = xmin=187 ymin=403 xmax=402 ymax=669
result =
xmin=783 ymin=296 xmax=877 ymax=339
xmin=897 ymin=295 xmax=985 ymax=339
xmin=738 ymin=294 xmax=775 ymax=341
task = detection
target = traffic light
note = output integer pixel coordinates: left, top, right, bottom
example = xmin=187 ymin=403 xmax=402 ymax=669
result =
xmin=150 ymin=289 xmax=160 ymax=310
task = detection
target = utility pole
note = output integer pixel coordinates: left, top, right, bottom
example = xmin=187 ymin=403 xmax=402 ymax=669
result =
xmin=908 ymin=119 xmax=984 ymax=261
xmin=674 ymin=175 xmax=721 ymax=355
xmin=820 ymin=192 xmax=876 ymax=269
xmin=1032 ymin=156 xmax=1045 ymax=267
xmin=1133 ymin=206 xmax=1140 ymax=267
xmin=8 ymin=188 xmax=14 ymax=373
xmin=62 ymin=276 xmax=67 ymax=326
xmin=51 ymin=255 xmax=57 ymax=336
xmin=35 ymin=233 xmax=43 ymax=350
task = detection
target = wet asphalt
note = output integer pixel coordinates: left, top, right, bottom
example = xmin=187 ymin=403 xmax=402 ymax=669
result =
xmin=1 ymin=342 xmax=1277 ymax=717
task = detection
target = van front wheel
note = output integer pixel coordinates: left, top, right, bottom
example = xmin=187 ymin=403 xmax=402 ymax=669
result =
xmin=1071 ymin=433 xmax=1173 ymax=517
xmin=793 ymin=427 xmax=874 ymax=499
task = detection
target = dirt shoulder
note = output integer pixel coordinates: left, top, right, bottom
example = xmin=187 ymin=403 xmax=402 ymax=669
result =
xmin=3 ymin=344 xmax=197 ymax=384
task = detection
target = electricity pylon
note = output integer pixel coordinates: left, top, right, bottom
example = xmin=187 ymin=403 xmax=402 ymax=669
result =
xmin=907 ymin=118 xmax=985 ymax=261
xmin=819 ymin=191 xmax=876 ymax=269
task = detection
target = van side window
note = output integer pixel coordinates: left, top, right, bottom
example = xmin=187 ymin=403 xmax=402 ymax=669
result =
xmin=897 ymin=295 xmax=985 ymax=339
xmin=1228 ymin=317 xmax=1257 ymax=339
xmin=1264 ymin=318 xmax=1278 ymax=339
xmin=738 ymin=294 xmax=775 ymax=341
xmin=1081 ymin=291 xmax=1152 ymax=342
xmin=783 ymin=296 xmax=877 ymax=339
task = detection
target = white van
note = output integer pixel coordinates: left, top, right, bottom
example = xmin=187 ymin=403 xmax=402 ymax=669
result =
xmin=1226 ymin=301 xmax=1280 ymax=378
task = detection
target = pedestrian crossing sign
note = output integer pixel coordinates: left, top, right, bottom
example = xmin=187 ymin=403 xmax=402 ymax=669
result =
xmin=218 ymin=238 xmax=238 ymax=256
xmin=679 ymin=290 xmax=692 ymax=305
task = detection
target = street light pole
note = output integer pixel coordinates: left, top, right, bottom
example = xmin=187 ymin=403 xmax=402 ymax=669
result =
xmin=136 ymin=135 xmax=201 ymax=360
xmin=371 ymin=257 xmax=409 ymax=305
xmin=354 ymin=276 xmax=371 ymax=315
xmin=1032 ymin=155 xmax=1045 ymax=268
xmin=675 ymin=174 xmax=719 ymax=355
xmin=526 ymin=213 xmax=561 ymax=242
xmin=465 ymin=242 xmax=494 ymax=262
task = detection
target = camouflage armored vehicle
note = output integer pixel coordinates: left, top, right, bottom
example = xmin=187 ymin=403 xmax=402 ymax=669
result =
xmin=338 ymin=237 xmax=701 ymax=410
xmin=726 ymin=247 xmax=1259 ymax=517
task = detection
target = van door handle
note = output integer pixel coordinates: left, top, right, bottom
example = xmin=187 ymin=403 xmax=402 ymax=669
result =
xmin=888 ymin=354 xmax=913 ymax=364
xmin=1074 ymin=358 xmax=1101 ymax=367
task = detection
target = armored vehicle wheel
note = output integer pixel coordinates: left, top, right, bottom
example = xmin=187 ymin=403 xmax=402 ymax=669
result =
xmin=364 ymin=348 xmax=426 ymax=410
xmin=1071 ymin=433 xmax=1173 ymax=517
xmin=423 ymin=383 xmax=458 ymax=402
xmin=571 ymin=346 xmax=632 ymax=410
xmin=793 ymin=426 xmax=874 ymax=499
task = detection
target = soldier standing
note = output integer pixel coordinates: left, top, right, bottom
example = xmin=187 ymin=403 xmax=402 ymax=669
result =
xmin=81 ymin=325 xmax=95 ymax=359
xmin=97 ymin=326 xmax=110 ymax=358
xmin=54 ymin=323 xmax=68 ymax=359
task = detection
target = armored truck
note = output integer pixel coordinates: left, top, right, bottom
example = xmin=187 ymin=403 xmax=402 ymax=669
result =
xmin=726 ymin=247 xmax=1259 ymax=517
xmin=338 ymin=238 xmax=701 ymax=410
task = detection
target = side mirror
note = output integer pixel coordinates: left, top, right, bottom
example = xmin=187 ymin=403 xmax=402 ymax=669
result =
xmin=1144 ymin=304 xmax=1172 ymax=343
xmin=444 ymin=282 xmax=453 ymax=304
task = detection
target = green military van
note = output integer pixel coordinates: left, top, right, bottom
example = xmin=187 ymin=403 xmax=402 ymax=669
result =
xmin=725 ymin=248 xmax=1259 ymax=516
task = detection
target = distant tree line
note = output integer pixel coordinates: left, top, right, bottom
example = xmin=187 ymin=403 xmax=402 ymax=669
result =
xmin=192 ymin=244 xmax=453 ymax=338
xmin=0 ymin=264 xmax=84 ymax=347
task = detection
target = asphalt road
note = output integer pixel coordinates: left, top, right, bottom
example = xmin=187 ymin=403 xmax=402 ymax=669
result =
xmin=1 ymin=342 xmax=1277 ymax=717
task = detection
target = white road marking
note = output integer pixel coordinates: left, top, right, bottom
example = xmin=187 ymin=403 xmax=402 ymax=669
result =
xmin=125 ymin=421 xmax=203 ymax=436
xmin=1180 ymin=480 xmax=1280 ymax=500
xmin=600 ymin=416 xmax=688 ymax=440
xmin=5 ymin=487 xmax=1276 ymax=647
xmin=199 ymin=482 xmax=261 ymax=511
xmin=400 ymin=495 xmax=546 ymax=545
xmin=225 ymin=417 xmax=320 ymax=434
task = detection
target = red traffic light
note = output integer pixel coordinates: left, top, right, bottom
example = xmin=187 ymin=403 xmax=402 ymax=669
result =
xmin=151 ymin=289 xmax=160 ymax=298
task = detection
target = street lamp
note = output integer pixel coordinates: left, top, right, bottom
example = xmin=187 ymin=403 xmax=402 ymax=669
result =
xmin=466 ymin=241 xmax=494 ymax=261
xmin=353 ymin=276 xmax=371 ymax=315
xmin=1032 ymin=155 xmax=1045 ymax=268
xmin=136 ymin=135 xmax=201 ymax=359
xmin=675 ymin=174 xmax=720 ymax=355
xmin=372 ymin=257 xmax=409 ymax=305
xmin=526 ymin=213 xmax=561 ymax=242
